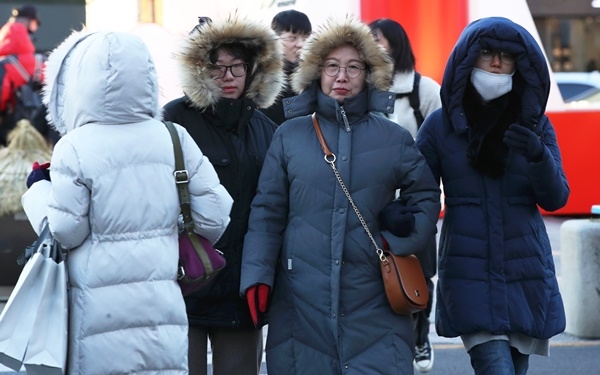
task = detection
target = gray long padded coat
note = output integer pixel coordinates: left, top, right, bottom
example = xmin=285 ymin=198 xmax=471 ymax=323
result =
xmin=21 ymin=30 xmax=234 ymax=374
xmin=240 ymin=18 xmax=441 ymax=375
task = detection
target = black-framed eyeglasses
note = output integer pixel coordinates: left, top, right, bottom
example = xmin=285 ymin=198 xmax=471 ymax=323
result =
xmin=479 ymin=49 xmax=515 ymax=64
xmin=210 ymin=63 xmax=248 ymax=79
xmin=322 ymin=63 xmax=366 ymax=79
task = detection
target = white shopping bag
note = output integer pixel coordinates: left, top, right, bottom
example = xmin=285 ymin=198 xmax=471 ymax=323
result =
xmin=23 ymin=248 xmax=68 ymax=375
xmin=0 ymin=234 xmax=53 ymax=371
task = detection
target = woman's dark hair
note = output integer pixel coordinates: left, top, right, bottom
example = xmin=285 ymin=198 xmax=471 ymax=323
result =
xmin=209 ymin=43 xmax=254 ymax=67
xmin=271 ymin=10 xmax=312 ymax=35
xmin=368 ymin=18 xmax=415 ymax=73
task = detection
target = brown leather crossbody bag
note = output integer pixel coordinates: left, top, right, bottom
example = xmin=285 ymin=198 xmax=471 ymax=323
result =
xmin=311 ymin=113 xmax=428 ymax=315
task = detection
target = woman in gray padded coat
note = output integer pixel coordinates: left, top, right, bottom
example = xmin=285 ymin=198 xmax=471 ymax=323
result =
xmin=21 ymin=30 xmax=233 ymax=374
xmin=240 ymin=17 xmax=441 ymax=375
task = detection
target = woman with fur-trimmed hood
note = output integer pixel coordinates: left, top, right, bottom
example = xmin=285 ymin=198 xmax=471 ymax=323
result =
xmin=239 ymin=17 xmax=440 ymax=374
xmin=21 ymin=29 xmax=233 ymax=374
xmin=162 ymin=14 xmax=284 ymax=375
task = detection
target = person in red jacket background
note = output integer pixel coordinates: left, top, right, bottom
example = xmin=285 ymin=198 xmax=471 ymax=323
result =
xmin=0 ymin=4 xmax=45 ymax=146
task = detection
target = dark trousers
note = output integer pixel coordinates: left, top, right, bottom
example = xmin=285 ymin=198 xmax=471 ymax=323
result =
xmin=413 ymin=237 xmax=437 ymax=346
xmin=413 ymin=277 xmax=435 ymax=345
xmin=0 ymin=112 xmax=15 ymax=146
xmin=188 ymin=325 xmax=263 ymax=375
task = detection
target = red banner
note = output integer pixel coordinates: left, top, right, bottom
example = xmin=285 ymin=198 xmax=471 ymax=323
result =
xmin=360 ymin=0 xmax=469 ymax=84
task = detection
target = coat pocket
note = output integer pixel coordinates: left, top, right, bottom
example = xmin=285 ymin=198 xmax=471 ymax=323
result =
xmin=444 ymin=197 xmax=482 ymax=206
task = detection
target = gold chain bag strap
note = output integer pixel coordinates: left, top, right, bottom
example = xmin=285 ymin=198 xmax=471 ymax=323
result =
xmin=311 ymin=113 xmax=428 ymax=315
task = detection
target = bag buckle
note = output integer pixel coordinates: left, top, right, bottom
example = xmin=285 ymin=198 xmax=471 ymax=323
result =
xmin=174 ymin=170 xmax=189 ymax=184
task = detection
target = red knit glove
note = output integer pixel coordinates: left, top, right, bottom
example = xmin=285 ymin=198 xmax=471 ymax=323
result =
xmin=246 ymin=283 xmax=270 ymax=328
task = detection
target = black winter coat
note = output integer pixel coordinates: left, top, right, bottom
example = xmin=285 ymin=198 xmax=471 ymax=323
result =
xmin=163 ymin=96 xmax=277 ymax=329
xmin=259 ymin=60 xmax=297 ymax=125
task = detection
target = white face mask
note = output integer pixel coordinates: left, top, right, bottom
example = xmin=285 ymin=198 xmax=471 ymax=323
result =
xmin=470 ymin=68 xmax=515 ymax=102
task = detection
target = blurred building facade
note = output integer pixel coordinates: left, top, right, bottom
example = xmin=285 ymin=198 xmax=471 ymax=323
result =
xmin=529 ymin=0 xmax=600 ymax=72
xmin=0 ymin=0 xmax=598 ymax=73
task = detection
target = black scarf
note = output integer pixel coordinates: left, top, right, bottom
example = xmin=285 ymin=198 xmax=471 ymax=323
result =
xmin=284 ymin=59 xmax=297 ymax=77
xmin=464 ymin=82 xmax=519 ymax=178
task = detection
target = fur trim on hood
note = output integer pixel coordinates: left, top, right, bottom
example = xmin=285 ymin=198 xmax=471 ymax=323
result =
xmin=292 ymin=16 xmax=393 ymax=94
xmin=177 ymin=14 xmax=284 ymax=109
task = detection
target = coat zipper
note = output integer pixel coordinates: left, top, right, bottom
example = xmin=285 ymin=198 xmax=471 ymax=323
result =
xmin=340 ymin=106 xmax=351 ymax=132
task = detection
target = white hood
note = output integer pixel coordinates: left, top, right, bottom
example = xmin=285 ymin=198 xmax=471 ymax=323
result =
xmin=43 ymin=29 xmax=160 ymax=135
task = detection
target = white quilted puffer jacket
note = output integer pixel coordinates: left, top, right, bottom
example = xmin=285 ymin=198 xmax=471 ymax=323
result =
xmin=21 ymin=29 xmax=233 ymax=375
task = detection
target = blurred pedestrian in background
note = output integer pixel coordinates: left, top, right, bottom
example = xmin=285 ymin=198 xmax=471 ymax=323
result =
xmin=260 ymin=9 xmax=311 ymax=125
xmin=4 ymin=4 xmax=40 ymax=40
xmin=369 ymin=17 xmax=441 ymax=373
xmin=416 ymin=17 xmax=569 ymax=375
xmin=0 ymin=4 xmax=45 ymax=147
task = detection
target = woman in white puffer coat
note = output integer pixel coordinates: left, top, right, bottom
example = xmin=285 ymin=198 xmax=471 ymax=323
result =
xmin=21 ymin=29 xmax=233 ymax=374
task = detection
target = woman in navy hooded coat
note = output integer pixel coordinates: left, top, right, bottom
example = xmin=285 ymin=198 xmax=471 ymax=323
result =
xmin=416 ymin=17 xmax=569 ymax=375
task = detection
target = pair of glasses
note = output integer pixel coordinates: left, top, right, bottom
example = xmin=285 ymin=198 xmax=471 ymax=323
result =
xmin=479 ymin=49 xmax=515 ymax=64
xmin=322 ymin=63 xmax=366 ymax=79
xmin=280 ymin=34 xmax=309 ymax=43
xmin=210 ymin=63 xmax=248 ymax=79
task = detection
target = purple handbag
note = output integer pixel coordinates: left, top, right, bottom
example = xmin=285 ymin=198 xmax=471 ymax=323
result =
xmin=164 ymin=121 xmax=226 ymax=296
xmin=177 ymin=231 xmax=226 ymax=296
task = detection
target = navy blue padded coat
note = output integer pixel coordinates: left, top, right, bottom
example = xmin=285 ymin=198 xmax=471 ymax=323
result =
xmin=416 ymin=17 xmax=569 ymax=339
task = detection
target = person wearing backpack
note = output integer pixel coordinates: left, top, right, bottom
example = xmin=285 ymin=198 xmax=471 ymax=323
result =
xmin=370 ymin=18 xmax=441 ymax=374
xmin=0 ymin=4 xmax=45 ymax=146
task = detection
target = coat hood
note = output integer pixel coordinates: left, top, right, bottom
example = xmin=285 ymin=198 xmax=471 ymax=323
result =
xmin=43 ymin=29 xmax=160 ymax=136
xmin=291 ymin=16 xmax=393 ymax=94
xmin=441 ymin=17 xmax=550 ymax=133
xmin=176 ymin=14 xmax=284 ymax=109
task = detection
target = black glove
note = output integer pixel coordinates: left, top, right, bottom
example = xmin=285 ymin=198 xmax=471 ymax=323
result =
xmin=503 ymin=124 xmax=544 ymax=162
xmin=378 ymin=199 xmax=420 ymax=237
xmin=26 ymin=162 xmax=51 ymax=188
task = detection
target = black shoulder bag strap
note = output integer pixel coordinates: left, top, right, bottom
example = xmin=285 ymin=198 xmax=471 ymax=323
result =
xmin=163 ymin=121 xmax=191 ymax=221
xmin=409 ymin=72 xmax=424 ymax=128
xmin=394 ymin=71 xmax=425 ymax=129
xmin=163 ymin=120 xmax=216 ymax=277
xmin=6 ymin=55 xmax=31 ymax=82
